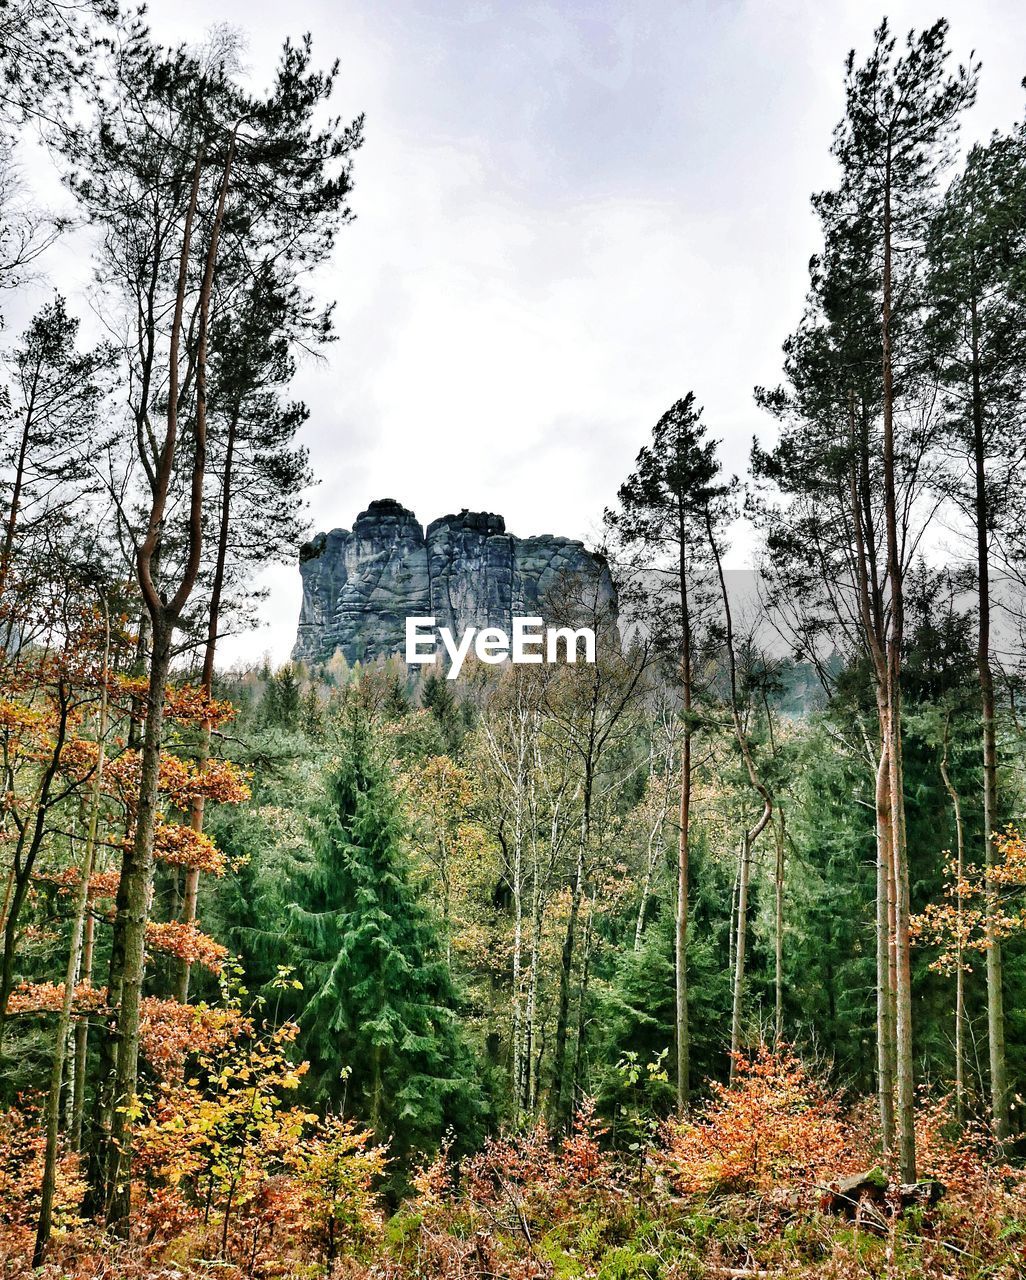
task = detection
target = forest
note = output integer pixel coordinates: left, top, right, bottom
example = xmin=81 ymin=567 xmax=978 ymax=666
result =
xmin=3 ymin=3 xmax=1026 ymax=1277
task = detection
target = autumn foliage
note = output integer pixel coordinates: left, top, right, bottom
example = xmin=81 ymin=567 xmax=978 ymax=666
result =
xmin=661 ymin=1046 xmax=860 ymax=1196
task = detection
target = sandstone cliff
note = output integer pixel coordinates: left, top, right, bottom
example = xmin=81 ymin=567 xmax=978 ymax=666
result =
xmin=293 ymin=499 xmax=616 ymax=664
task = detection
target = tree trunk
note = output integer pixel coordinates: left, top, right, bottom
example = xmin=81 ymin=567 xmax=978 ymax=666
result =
xmin=102 ymin=616 xmax=173 ymax=1230
xmin=71 ymin=891 xmax=95 ymax=1151
xmin=101 ymin=131 xmax=233 ymax=1230
xmin=939 ymin=722 xmax=966 ymax=1124
xmin=875 ymin=736 xmax=896 ymax=1153
xmin=0 ymin=383 xmax=35 ymax=600
xmin=176 ymin=403 xmax=238 ymax=1001
xmin=634 ymin=742 xmax=672 ymax=952
xmin=881 ymin=158 xmax=916 ymax=1182
xmin=675 ymin=719 xmax=691 ymax=1108
xmin=774 ymin=809 xmax=785 ymax=1047
xmin=33 ymin=604 xmax=109 ymax=1265
xmin=570 ymin=888 xmax=596 ymax=1115
xmin=675 ymin=523 xmax=692 ymax=1109
xmin=729 ymin=831 xmax=752 ymax=1076
xmin=970 ymin=293 xmax=1009 ymax=1142
xmin=550 ymin=832 xmax=584 ymax=1127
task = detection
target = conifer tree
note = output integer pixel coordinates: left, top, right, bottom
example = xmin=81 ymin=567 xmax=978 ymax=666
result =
xmin=926 ymin=130 xmax=1026 ymax=1140
xmin=288 ymin=703 xmax=485 ymax=1165
xmin=606 ymin=393 xmax=730 ymax=1107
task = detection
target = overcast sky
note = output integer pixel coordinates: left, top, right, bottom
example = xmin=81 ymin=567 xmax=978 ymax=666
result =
xmin=16 ymin=1 xmax=1026 ymax=664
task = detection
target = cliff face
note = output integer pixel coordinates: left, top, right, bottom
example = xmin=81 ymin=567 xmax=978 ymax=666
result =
xmin=293 ymin=499 xmax=616 ymax=664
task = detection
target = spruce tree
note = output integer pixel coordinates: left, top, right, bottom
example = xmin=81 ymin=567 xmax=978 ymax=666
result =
xmin=288 ymin=704 xmax=485 ymax=1165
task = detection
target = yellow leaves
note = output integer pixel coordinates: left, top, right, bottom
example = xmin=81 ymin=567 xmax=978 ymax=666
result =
xmin=912 ymin=825 xmax=1026 ymax=972
xmin=402 ymin=754 xmax=476 ymax=831
xmin=130 ymin=1009 xmax=387 ymax=1260
xmin=0 ymin=697 xmax=45 ymax=733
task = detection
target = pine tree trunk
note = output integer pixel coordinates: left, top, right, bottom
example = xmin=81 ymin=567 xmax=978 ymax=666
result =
xmin=675 ymin=719 xmax=691 ymax=1108
xmin=970 ymin=297 xmax=1009 ymax=1142
xmin=881 ymin=159 xmax=916 ymax=1182
xmin=0 ymin=392 xmax=34 ymax=600
xmin=939 ymin=724 xmax=966 ymax=1124
xmin=875 ymin=736 xmax=896 ymax=1153
xmin=634 ymin=742 xmax=670 ymax=952
xmin=774 ymin=809 xmax=785 ymax=1047
xmin=176 ymin=404 xmax=238 ymax=1001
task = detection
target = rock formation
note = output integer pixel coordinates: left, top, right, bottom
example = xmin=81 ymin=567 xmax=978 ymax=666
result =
xmin=293 ymin=499 xmax=616 ymax=664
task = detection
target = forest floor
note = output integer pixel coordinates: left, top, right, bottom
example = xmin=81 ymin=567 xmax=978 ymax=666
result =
xmin=4 ymin=1050 xmax=1025 ymax=1280
xmin=5 ymin=1162 xmax=1025 ymax=1280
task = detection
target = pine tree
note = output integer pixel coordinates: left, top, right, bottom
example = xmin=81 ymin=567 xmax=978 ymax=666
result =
xmin=288 ymin=704 xmax=485 ymax=1165
xmin=606 ymin=392 xmax=731 ymax=1106
xmin=925 ymin=131 xmax=1026 ymax=1141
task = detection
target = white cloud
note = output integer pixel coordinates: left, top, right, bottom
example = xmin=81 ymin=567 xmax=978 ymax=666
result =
xmin=9 ymin=0 xmax=1026 ymax=665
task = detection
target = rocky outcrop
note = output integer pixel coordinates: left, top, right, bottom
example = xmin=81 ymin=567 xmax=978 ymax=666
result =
xmin=293 ymin=499 xmax=616 ymax=664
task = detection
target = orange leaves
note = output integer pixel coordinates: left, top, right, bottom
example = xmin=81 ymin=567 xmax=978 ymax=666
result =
xmin=661 ymin=1046 xmax=859 ymax=1196
xmin=145 ymin=921 xmax=229 ymax=972
xmin=0 ymin=1106 xmax=87 ymax=1239
xmin=105 ymin=749 xmax=251 ymax=811
xmin=6 ymin=981 xmax=108 ymax=1017
xmin=164 ymin=684 xmax=237 ymax=728
xmin=990 ymin=826 xmax=1026 ymax=886
xmin=153 ymin=819 xmax=226 ymax=875
xmin=139 ymin=998 xmax=250 ymax=1077
xmin=463 ymin=1100 xmax=613 ymax=1213
xmin=32 ymin=864 xmax=119 ymax=899
xmin=110 ymin=675 xmax=237 ymax=728
xmin=158 ymin=754 xmax=251 ymax=808
xmin=52 ymin=735 xmax=103 ymax=782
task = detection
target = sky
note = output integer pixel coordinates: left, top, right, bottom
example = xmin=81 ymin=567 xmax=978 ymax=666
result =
xmin=15 ymin=0 xmax=1026 ymax=665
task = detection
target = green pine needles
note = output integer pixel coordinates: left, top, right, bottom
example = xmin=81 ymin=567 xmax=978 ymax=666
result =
xmin=288 ymin=704 xmax=486 ymax=1167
